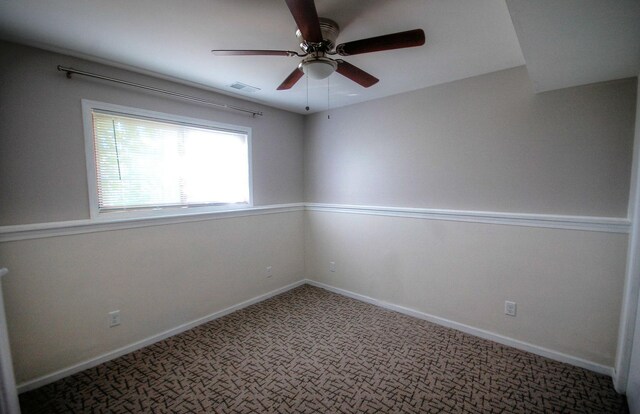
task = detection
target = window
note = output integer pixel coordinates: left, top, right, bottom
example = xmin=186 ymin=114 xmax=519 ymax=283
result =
xmin=83 ymin=100 xmax=252 ymax=219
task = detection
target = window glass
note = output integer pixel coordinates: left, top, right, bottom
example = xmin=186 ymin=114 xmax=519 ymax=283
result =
xmin=85 ymin=102 xmax=251 ymax=218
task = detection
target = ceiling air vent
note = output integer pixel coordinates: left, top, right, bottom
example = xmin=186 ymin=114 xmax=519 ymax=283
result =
xmin=229 ymin=82 xmax=261 ymax=93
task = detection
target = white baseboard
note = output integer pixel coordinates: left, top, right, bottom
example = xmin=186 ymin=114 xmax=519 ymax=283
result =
xmin=17 ymin=279 xmax=306 ymax=394
xmin=18 ymin=278 xmax=613 ymax=394
xmin=305 ymin=279 xmax=614 ymax=377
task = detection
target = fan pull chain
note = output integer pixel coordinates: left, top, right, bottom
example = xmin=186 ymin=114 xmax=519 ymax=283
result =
xmin=327 ymin=76 xmax=331 ymax=120
xmin=305 ymin=74 xmax=310 ymax=111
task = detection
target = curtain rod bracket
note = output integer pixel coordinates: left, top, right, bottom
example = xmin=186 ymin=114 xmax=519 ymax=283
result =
xmin=57 ymin=65 xmax=263 ymax=117
xmin=58 ymin=66 xmax=73 ymax=79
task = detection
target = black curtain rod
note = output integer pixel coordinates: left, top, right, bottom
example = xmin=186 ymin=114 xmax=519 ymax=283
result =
xmin=57 ymin=65 xmax=263 ymax=117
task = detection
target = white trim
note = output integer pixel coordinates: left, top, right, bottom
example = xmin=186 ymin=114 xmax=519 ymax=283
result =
xmin=614 ymin=77 xmax=640 ymax=393
xmin=82 ymin=100 xmax=100 ymax=220
xmin=15 ymin=278 xmax=614 ymax=394
xmin=0 ymin=203 xmax=305 ymax=242
xmin=16 ymin=279 xmax=306 ymax=394
xmin=0 ymin=269 xmax=20 ymax=413
xmin=81 ymin=99 xmax=254 ymax=221
xmin=306 ymin=279 xmax=613 ymax=377
xmin=0 ymin=202 xmax=629 ymax=243
xmin=306 ymin=203 xmax=630 ymax=234
xmin=246 ymin=123 xmax=254 ymax=209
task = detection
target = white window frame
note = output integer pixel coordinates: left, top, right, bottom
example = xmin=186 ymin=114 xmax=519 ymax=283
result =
xmin=82 ymin=99 xmax=253 ymax=221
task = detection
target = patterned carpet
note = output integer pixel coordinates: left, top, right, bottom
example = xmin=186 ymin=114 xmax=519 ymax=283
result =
xmin=20 ymin=285 xmax=627 ymax=413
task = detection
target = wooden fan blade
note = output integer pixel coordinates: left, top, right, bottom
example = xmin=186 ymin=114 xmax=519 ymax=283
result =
xmin=212 ymin=50 xmax=298 ymax=56
xmin=277 ymin=67 xmax=304 ymax=90
xmin=336 ymin=29 xmax=425 ymax=56
xmin=336 ymin=61 xmax=379 ymax=88
xmin=284 ymin=0 xmax=323 ymax=43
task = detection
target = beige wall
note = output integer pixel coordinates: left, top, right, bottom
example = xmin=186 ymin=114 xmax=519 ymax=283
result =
xmin=0 ymin=42 xmax=636 ymax=386
xmin=1 ymin=211 xmax=305 ymax=383
xmin=304 ymin=66 xmax=637 ymax=217
xmin=303 ymin=66 xmax=637 ymax=368
xmin=0 ymin=41 xmax=306 ymax=385
xmin=0 ymin=41 xmax=305 ymax=225
xmin=305 ymin=211 xmax=626 ymax=366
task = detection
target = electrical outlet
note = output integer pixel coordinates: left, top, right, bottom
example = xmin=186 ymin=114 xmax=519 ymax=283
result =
xmin=330 ymin=261 xmax=336 ymax=273
xmin=266 ymin=266 xmax=273 ymax=278
xmin=109 ymin=310 xmax=121 ymax=327
xmin=504 ymin=301 xmax=517 ymax=317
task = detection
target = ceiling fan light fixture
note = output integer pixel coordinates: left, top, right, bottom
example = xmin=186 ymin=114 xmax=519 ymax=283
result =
xmin=300 ymin=57 xmax=337 ymax=80
xmin=214 ymin=0 xmax=425 ymax=90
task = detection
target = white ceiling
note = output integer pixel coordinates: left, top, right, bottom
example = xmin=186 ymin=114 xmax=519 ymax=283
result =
xmin=0 ymin=0 xmax=525 ymax=114
xmin=0 ymin=1 xmax=637 ymax=114
xmin=507 ymin=0 xmax=640 ymax=93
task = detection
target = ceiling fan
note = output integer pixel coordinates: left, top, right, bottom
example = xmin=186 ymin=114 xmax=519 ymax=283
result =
xmin=212 ymin=0 xmax=425 ymax=90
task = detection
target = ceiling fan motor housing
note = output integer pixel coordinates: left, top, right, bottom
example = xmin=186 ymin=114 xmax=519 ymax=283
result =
xmin=296 ymin=18 xmax=340 ymax=53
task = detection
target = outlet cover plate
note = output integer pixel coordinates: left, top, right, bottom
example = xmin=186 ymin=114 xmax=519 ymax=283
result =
xmin=504 ymin=301 xmax=517 ymax=317
xmin=109 ymin=310 xmax=121 ymax=327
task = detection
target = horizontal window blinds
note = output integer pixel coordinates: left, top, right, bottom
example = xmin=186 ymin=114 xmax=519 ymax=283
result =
xmin=91 ymin=111 xmax=249 ymax=212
